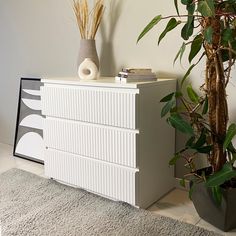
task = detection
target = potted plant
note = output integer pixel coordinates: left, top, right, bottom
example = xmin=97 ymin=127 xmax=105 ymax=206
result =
xmin=137 ymin=0 xmax=236 ymax=232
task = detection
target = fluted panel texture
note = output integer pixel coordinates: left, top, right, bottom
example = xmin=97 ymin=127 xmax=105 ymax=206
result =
xmin=41 ymin=86 xmax=137 ymax=129
xmin=44 ymin=118 xmax=137 ymax=168
xmin=45 ymin=149 xmax=138 ymax=206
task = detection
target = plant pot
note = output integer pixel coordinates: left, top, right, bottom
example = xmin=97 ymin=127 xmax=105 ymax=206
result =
xmin=191 ymin=181 xmax=236 ymax=231
xmin=78 ymin=39 xmax=99 ymax=70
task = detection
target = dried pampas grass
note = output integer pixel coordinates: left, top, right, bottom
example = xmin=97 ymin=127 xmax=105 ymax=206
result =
xmin=73 ymin=0 xmax=104 ymax=39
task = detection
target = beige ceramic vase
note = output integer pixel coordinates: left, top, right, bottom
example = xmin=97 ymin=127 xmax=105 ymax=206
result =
xmin=78 ymin=39 xmax=99 ymax=70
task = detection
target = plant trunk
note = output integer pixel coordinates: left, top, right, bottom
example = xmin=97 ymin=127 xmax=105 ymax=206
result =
xmin=206 ymin=56 xmax=228 ymax=172
xmin=204 ymin=17 xmax=228 ymax=172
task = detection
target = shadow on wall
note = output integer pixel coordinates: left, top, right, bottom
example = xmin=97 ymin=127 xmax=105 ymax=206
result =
xmin=99 ymin=0 xmax=123 ymax=76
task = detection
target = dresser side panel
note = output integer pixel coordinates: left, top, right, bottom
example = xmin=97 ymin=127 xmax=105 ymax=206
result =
xmin=138 ymin=80 xmax=176 ymax=208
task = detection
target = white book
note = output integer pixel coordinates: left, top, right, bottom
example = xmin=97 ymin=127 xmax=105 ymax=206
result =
xmin=115 ymin=76 xmax=157 ymax=83
xmin=122 ymin=68 xmax=152 ymax=73
xmin=118 ymin=71 xmax=155 ymax=77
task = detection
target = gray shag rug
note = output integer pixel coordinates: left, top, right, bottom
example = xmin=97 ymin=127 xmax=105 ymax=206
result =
xmin=0 ymin=168 xmax=222 ymax=236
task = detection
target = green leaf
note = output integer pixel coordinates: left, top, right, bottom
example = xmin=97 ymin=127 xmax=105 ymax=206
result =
xmin=181 ymin=21 xmax=194 ymax=40
xmin=227 ymin=142 xmax=236 ymax=153
xmin=161 ymin=100 xmax=175 ymax=117
xmin=204 ymin=26 xmax=213 ymax=44
xmin=167 ymin=114 xmax=194 ymax=135
xmin=181 ymin=3 xmax=195 ymax=40
xmin=223 ymin=1 xmax=236 ymax=14
xmin=187 ymin=1 xmax=196 ymax=13
xmin=181 ymin=0 xmax=191 ymax=5
xmin=169 ymin=153 xmax=181 ymax=166
xmin=223 ymin=123 xmax=236 ymax=151
xmin=137 ymin=15 xmax=162 ymax=43
xmin=175 ymin=91 xmax=183 ymax=98
xmin=221 ymin=40 xmax=236 ymax=62
xmin=180 ymin=178 xmax=186 ymax=188
xmin=194 ymin=128 xmax=207 ymax=148
xmin=182 ymin=0 xmax=195 ymax=5
xmin=158 ymin=18 xmax=181 ymax=45
xmin=160 ymin=92 xmax=175 ymax=102
xmin=186 ymin=136 xmax=195 ymax=147
xmin=227 ymin=142 xmax=236 ymax=164
xmin=187 ymin=85 xmax=200 ymax=103
xmin=174 ymin=43 xmax=186 ymax=65
xmin=195 ymin=145 xmax=212 ymax=154
xmin=211 ymin=186 xmax=222 ymax=206
xmin=206 ymin=163 xmax=236 ymax=187
xmin=197 ymin=0 xmax=215 ymax=17
xmin=222 ymin=28 xmax=233 ymax=45
xmin=189 ymin=35 xmax=203 ymax=63
xmin=181 ymin=64 xmax=196 ymax=88
xmin=202 ymin=96 xmax=208 ymax=115
xmin=174 ymin=0 xmax=180 ymax=16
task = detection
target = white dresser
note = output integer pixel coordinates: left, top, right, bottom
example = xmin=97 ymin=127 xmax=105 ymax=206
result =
xmin=41 ymin=77 xmax=176 ymax=208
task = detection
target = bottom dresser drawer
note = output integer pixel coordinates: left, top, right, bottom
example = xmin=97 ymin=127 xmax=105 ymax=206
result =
xmin=45 ymin=149 xmax=139 ymax=206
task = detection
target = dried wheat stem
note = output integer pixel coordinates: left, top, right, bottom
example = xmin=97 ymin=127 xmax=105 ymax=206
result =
xmin=73 ymin=0 xmax=104 ymax=39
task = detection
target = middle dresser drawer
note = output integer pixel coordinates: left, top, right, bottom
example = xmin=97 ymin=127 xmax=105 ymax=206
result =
xmin=41 ymin=85 xmax=138 ymax=129
xmin=44 ymin=118 xmax=139 ymax=168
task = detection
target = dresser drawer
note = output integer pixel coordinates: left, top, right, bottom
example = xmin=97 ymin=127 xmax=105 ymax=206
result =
xmin=45 ymin=149 xmax=139 ymax=206
xmin=41 ymin=85 xmax=138 ymax=129
xmin=44 ymin=118 xmax=138 ymax=168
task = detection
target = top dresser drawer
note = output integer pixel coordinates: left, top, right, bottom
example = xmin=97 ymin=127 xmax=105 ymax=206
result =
xmin=41 ymin=85 xmax=138 ymax=129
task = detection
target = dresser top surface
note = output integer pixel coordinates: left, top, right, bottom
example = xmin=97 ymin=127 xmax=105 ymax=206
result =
xmin=42 ymin=77 xmax=176 ymax=88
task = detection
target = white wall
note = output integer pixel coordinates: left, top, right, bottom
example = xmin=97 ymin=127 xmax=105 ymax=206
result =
xmin=0 ymin=0 xmax=79 ymax=144
xmin=1 ymin=0 xmax=236 ymax=177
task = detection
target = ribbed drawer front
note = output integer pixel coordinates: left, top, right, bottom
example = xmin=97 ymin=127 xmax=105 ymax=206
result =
xmin=45 ymin=149 xmax=138 ymax=206
xmin=44 ymin=118 xmax=138 ymax=168
xmin=41 ymin=86 xmax=137 ymax=129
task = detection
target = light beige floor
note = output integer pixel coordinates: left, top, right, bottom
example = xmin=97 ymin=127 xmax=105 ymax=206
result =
xmin=1 ymin=142 xmax=235 ymax=236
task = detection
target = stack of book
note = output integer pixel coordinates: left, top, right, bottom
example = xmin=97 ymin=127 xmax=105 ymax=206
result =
xmin=115 ymin=68 xmax=157 ymax=83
